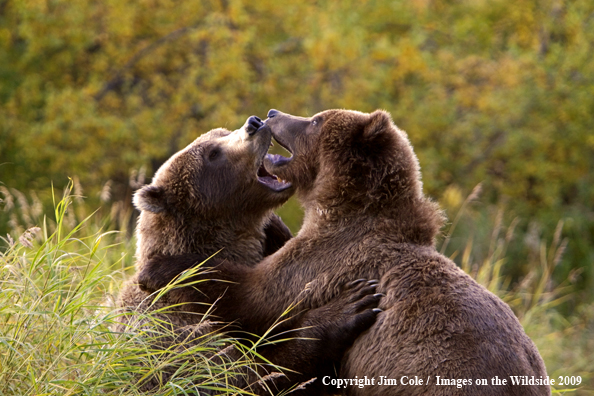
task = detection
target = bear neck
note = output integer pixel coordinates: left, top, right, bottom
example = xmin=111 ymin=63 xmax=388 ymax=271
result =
xmin=136 ymin=211 xmax=266 ymax=267
xmin=300 ymin=195 xmax=444 ymax=247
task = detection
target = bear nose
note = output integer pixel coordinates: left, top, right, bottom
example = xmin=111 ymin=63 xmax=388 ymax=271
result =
xmin=267 ymin=109 xmax=279 ymax=118
xmin=246 ymin=116 xmax=263 ymax=136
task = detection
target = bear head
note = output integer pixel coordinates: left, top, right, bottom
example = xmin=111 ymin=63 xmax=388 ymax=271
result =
xmin=263 ymin=109 xmax=444 ymax=245
xmin=134 ymin=116 xmax=294 ymax=265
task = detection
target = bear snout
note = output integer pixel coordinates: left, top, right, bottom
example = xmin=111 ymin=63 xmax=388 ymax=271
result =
xmin=246 ymin=115 xmax=263 ymax=136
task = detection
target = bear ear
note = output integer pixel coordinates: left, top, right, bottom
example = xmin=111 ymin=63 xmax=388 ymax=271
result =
xmin=363 ymin=110 xmax=392 ymax=140
xmin=133 ymin=185 xmax=166 ymax=213
xmin=351 ymin=110 xmax=394 ymax=158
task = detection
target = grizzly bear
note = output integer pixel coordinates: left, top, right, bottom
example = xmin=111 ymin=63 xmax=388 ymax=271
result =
xmin=141 ymin=109 xmax=550 ymax=396
xmin=116 ymin=115 xmax=382 ymax=394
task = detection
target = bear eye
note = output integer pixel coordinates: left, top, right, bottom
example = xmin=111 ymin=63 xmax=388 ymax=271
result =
xmin=208 ymin=148 xmax=220 ymax=161
xmin=312 ymin=119 xmax=318 ymax=126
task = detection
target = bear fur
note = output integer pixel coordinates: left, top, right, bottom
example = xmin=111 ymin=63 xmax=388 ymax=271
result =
xmin=141 ymin=109 xmax=549 ymax=396
xmin=116 ymin=116 xmax=381 ymax=394
xmin=116 ymin=116 xmax=294 ymax=334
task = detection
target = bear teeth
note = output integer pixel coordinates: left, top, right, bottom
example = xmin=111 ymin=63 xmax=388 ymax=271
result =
xmin=271 ymin=175 xmax=289 ymax=184
xmin=272 ymin=175 xmax=289 ymax=184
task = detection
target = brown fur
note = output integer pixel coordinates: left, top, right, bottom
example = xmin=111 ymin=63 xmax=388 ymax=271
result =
xmin=262 ymin=109 xmax=550 ymax=396
xmin=116 ymin=117 xmax=381 ymax=394
xmin=141 ymin=110 xmax=549 ymax=395
xmin=116 ymin=119 xmax=293 ymax=332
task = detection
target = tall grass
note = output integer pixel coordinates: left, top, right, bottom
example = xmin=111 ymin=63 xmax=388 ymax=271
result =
xmin=0 ymin=185 xmax=272 ymax=395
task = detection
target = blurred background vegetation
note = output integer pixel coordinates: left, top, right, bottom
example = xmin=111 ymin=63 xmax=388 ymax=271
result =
xmin=0 ymin=0 xmax=593 ymax=391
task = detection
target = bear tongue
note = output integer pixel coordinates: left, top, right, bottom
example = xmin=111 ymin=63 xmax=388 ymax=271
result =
xmin=257 ymin=157 xmax=291 ymax=191
xmin=257 ymin=174 xmax=292 ymax=192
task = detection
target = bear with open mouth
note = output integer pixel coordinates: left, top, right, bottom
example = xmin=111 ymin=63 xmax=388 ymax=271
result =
xmin=117 ymin=115 xmax=382 ymax=394
xmin=142 ymin=109 xmax=549 ymax=396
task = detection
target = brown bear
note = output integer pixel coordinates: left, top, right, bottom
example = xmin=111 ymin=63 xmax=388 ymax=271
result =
xmin=141 ymin=109 xmax=550 ymax=396
xmin=116 ymin=115 xmax=382 ymax=394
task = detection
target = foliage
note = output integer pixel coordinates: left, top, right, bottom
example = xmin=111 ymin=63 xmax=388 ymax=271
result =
xmin=1 ymin=0 xmax=592 ymax=299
